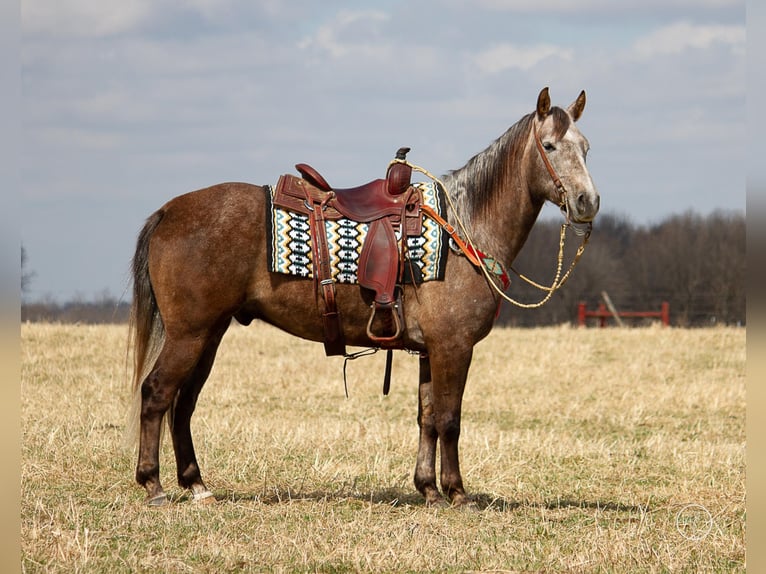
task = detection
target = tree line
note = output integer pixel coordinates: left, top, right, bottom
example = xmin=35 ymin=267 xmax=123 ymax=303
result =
xmin=496 ymin=210 xmax=745 ymax=327
xmin=21 ymin=210 xmax=745 ymax=327
xmin=21 ymin=288 xmax=131 ymax=324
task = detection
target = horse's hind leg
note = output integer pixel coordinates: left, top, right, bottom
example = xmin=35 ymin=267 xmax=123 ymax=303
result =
xmin=414 ymin=354 xmax=443 ymax=506
xmin=135 ymin=335 xmax=209 ymax=505
xmin=169 ymin=323 xmax=229 ymax=503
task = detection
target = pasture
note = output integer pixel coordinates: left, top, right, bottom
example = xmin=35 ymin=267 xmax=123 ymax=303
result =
xmin=21 ymin=323 xmax=745 ymax=572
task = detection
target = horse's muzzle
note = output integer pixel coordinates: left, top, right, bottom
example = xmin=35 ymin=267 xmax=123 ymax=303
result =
xmin=568 ymin=191 xmax=600 ymax=223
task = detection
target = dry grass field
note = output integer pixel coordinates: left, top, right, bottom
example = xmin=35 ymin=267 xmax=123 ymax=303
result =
xmin=21 ymin=322 xmax=745 ymax=573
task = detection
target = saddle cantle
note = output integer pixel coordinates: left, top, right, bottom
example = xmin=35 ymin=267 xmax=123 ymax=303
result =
xmin=273 ymin=148 xmax=419 ymax=356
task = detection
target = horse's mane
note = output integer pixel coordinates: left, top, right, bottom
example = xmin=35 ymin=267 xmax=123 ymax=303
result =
xmin=443 ymin=108 xmax=571 ymax=220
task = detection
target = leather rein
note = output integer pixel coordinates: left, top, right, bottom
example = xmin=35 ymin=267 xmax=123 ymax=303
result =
xmin=533 ymin=123 xmax=567 ymax=212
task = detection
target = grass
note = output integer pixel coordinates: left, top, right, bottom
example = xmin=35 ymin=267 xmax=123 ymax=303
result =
xmin=21 ymin=322 xmax=745 ymax=573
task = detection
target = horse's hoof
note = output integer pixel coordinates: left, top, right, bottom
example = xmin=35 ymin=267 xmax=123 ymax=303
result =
xmin=424 ymin=493 xmax=449 ymax=509
xmin=449 ymin=493 xmax=477 ymax=510
xmin=146 ymin=494 xmax=168 ymax=507
xmin=192 ymin=490 xmax=217 ymax=505
xmin=454 ymin=499 xmax=479 ymax=511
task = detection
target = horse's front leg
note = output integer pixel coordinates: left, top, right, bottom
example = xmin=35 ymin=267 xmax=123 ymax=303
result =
xmin=414 ymin=353 xmax=443 ymax=506
xmin=414 ymin=347 xmax=473 ymax=506
xmin=431 ymin=344 xmax=472 ymax=506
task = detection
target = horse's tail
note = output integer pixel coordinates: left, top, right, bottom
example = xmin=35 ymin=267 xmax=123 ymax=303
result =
xmin=124 ymin=209 xmax=166 ymax=449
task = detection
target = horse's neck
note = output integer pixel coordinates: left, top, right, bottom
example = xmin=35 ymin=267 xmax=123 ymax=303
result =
xmin=476 ymin=183 xmax=542 ymax=268
xmin=443 ymin=140 xmax=543 ymax=268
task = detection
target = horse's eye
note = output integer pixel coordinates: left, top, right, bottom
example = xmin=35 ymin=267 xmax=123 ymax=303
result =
xmin=543 ymin=142 xmax=556 ymax=152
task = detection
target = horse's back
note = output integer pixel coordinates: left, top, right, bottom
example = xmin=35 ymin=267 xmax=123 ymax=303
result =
xmin=158 ymin=181 xmax=265 ymax=230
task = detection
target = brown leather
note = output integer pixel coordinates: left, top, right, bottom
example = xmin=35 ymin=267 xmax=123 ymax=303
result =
xmin=333 ymin=180 xmax=414 ymax=222
xmin=274 ymin=175 xmax=335 ymax=215
xmin=386 ymin=161 xmax=412 ymax=196
xmin=307 ymin=194 xmax=346 ymax=356
xmin=533 ymin=125 xmax=566 ymax=206
xmin=358 ymin=218 xmax=399 ymax=305
xmin=273 ymin=151 xmax=418 ymax=352
xmin=295 ymin=163 xmax=331 ymax=191
xmin=419 ymin=204 xmax=481 ymax=268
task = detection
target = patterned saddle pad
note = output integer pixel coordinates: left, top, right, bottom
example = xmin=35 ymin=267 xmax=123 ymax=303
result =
xmin=266 ymin=181 xmax=449 ymax=285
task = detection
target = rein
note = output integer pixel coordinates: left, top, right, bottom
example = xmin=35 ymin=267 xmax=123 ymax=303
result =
xmin=390 ymin=122 xmax=591 ymax=309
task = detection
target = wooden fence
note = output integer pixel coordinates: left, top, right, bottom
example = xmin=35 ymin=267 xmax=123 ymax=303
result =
xmin=577 ymin=301 xmax=670 ymax=327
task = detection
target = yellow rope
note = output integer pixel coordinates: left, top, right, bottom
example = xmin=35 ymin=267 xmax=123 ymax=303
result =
xmin=389 ymin=158 xmax=590 ymax=308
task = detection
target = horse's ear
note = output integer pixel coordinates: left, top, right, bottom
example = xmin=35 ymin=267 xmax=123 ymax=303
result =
xmin=536 ymin=87 xmax=551 ymax=118
xmin=567 ymin=90 xmax=586 ymax=122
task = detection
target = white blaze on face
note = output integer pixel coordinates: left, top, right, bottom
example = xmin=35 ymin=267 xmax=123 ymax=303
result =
xmin=560 ymin=122 xmax=599 ymax=223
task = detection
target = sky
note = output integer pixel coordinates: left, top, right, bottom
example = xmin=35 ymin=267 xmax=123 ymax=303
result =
xmin=18 ymin=0 xmax=746 ymax=303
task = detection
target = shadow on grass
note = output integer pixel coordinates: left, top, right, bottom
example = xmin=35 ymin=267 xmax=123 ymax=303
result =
xmin=215 ymin=487 xmax=427 ymax=508
xmin=210 ymin=487 xmax=646 ymax=514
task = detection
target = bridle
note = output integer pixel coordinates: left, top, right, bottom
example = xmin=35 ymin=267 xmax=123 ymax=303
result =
xmin=533 ymin=123 xmax=567 ymax=212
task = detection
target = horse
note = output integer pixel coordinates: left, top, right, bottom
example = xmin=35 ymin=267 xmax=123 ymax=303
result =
xmin=127 ymin=87 xmax=600 ymax=507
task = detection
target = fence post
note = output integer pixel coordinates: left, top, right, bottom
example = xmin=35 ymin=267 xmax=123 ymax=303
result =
xmin=597 ymin=303 xmax=607 ymax=327
xmin=661 ymin=301 xmax=670 ymax=326
xmin=578 ymin=302 xmax=587 ymax=326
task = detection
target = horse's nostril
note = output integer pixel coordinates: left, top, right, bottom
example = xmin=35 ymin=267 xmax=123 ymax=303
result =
xmin=576 ymin=193 xmax=599 ymax=214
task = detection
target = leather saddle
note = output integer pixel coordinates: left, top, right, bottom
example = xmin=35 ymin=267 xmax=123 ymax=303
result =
xmin=273 ymin=148 xmax=420 ymax=356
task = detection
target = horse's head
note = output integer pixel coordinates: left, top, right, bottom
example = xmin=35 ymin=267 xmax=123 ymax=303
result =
xmin=531 ymin=87 xmax=600 ymax=223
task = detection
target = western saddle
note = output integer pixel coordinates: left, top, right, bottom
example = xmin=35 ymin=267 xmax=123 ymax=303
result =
xmin=273 ymin=148 xmax=420 ymax=357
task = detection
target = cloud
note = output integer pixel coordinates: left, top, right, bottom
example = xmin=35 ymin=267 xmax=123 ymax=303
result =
xmin=475 ymin=0 xmax=609 ymax=11
xmin=475 ymin=43 xmax=573 ymax=74
xmin=475 ymin=0 xmax=740 ymax=12
xmin=298 ymin=10 xmax=391 ymax=59
xmin=22 ymin=0 xmax=154 ymax=37
xmin=20 ymin=0 xmax=292 ymax=38
xmin=632 ymin=21 xmax=745 ymax=58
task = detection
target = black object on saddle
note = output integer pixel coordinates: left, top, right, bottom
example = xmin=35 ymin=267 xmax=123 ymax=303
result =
xmin=273 ymin=148 xmax=418 ymax=358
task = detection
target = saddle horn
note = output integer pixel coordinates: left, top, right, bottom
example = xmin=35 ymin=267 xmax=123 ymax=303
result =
xmin=387 ymin=147 xmax=412 ymax=196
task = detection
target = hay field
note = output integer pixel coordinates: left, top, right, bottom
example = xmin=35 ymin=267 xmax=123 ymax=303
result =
xmin=21 ymin=322 xmax=745 ymax=573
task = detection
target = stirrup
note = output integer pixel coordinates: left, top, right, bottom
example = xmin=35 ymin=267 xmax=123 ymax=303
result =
xmin=366 ymin=302 xmax=402 ymax=344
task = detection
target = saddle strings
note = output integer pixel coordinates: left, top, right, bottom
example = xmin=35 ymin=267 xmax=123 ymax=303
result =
xmin=388 ymin=158 xmax=590 ymax=309
xmin=342 ymin=348 xmax=379 ymax=398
